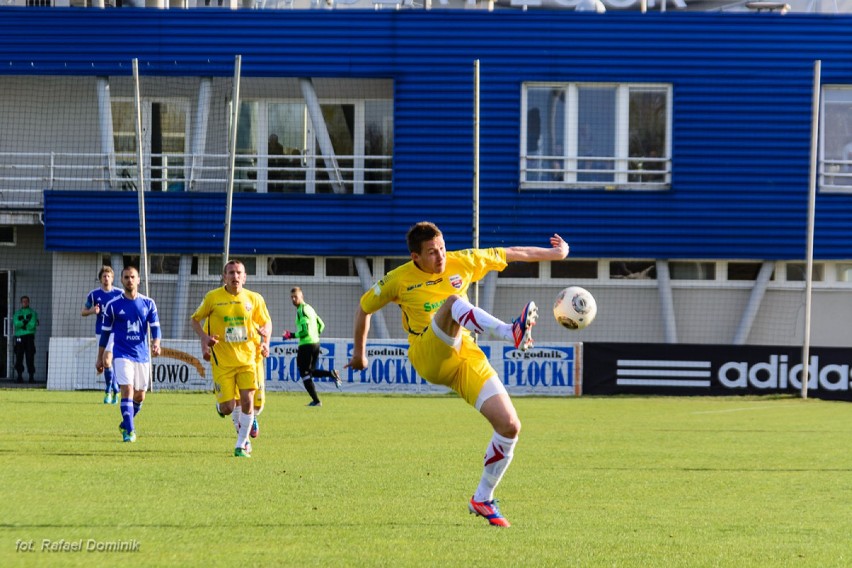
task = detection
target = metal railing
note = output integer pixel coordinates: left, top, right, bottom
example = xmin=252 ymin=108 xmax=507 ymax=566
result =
xmin=0 ymin=151 xmax=393 ymax=204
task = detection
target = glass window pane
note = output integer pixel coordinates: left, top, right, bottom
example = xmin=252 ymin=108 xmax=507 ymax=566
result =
xmin=364 ymin=100 xmax=393 ymax=194
xmin=327 ymin=257 xmax=372 ymax=277
xmin=628 ymin=88 xmax=667 ymax=183
xmin=235 ymin=102 xmax=258 ymax=193
xmin=151 ymin=255 xmax=181 ymax=275
xmin=268 ymin=103 xmax=307 ymax=194
xmin=670 ymin=261 xmax=716 ymax=280
xmin=836 ymin=263 xmax=852 ymax=282
xmin=551 ymin=260 xmax=598 ymax=279
xmin=609 ymin=261 xmax=656 ymax=280
xmin=578 ymin=86 xmax=616 ymax=183
xmin=525 ymin=87 xmax=564 ymax=182
xmin=315 ymin=103 xmax=355 ymax=194
xmin=267 ymin=257 xmax=315 ymax=276
xmin=498 ymin=262 xmax=539 ymax=278
xmin=786 ymin=263 xmax=823 ymax=282
xmin=0 ymin=226 xmax=14 ymax=244
xmin=728 ymin=262 xmax=767 ymax=281
xmin=822 ymin=88 xmax=852 ymax=188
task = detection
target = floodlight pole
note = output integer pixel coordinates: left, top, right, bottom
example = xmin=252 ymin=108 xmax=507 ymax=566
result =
xmin=801 ymin=59 xmax=821 ymax=400
xmin=473 ymin=59 xmax=480 ymax=308
xmin=223 ymin=55 xmax=242 ymax=265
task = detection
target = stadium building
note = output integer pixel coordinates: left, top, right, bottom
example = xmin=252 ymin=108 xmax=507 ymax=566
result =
xmin=2 ymin=5 xmax=852 ymax=390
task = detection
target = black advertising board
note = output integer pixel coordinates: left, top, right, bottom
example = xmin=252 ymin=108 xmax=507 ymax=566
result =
xmin=583 ymin=343 xmax=852 ymax=401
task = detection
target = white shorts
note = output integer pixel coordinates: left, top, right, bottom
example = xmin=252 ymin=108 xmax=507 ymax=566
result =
xmin=113 ymin=358 xmax=151 ymax=391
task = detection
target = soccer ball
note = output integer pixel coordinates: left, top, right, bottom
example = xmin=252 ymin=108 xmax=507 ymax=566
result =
xmin=553 ymin=286 xmax=597 ymax=330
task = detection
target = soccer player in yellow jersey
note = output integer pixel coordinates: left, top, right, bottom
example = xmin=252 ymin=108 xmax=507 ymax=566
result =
xmin=347 ymin=221 xmax=569 ymax=527
xmin=191 ymin=260 xmax=272 ymax=458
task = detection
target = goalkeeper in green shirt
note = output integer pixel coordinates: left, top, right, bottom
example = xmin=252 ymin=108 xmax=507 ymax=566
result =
xmin=282 ymin=287 xmax=342 ymax=406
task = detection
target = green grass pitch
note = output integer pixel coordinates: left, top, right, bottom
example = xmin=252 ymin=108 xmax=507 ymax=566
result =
xmin=1 ymin=390 xmax=850 ymax=567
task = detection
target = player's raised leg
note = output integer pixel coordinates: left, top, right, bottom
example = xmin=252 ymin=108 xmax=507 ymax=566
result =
xmin=447 ymin=296 xmax=538 ymax=352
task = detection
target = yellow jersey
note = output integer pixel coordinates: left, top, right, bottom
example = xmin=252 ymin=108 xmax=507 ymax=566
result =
xmin=360 ymin=247 xmax=507 ymax=338
xmin=191 ymin=287 xmax=271 ymax=369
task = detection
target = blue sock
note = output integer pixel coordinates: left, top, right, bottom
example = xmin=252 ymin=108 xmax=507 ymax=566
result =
xmin=105 ymin=368 xmax=118 ymax=393
xmin=120 ymin=398 xmax=134 ymax=432
xmin=133 ymin=401 xmax=142 ymax=416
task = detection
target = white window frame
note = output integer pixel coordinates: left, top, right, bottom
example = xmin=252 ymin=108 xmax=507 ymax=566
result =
xmin=112 ymin=97 xmax=191 ymax=192
xmin=520 ymin=82 xmax=672 ymax=191
xmin=819 ymin=86 xmax=852 ymax=193
xmin=240 ymin=98 xmax=392 ymax=195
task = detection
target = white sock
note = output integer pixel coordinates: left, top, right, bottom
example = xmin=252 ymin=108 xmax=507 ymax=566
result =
xmin=231 ymin=406 xmax=242 ymax=434
xmin=236 ymin=411 xmax=254 ymax=449
xmin=450 ymin=298 xmax=512 ymax=341
xmin=473 ymin=432 xmax=518 ymax=502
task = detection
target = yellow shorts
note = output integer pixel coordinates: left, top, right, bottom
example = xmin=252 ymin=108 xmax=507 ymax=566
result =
xmin=409 ymin=327 xmax=497 ymax=407
xmin=233 ymin=357 xmax=266 ymax=409
xmin=213 ymin=364 xmax=258 ymax=404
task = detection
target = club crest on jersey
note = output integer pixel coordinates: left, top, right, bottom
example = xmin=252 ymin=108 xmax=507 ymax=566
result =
xmin=449 ymin=275 xmax=463 ymax=289
xmin=244 ymin=302 xmax=253 ymax=312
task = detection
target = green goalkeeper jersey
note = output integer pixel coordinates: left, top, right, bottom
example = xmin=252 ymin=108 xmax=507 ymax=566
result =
xmin=295 ymin=303 xmax=325 ymax=345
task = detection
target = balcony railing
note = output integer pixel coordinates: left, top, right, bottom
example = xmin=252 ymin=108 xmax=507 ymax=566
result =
xmin=0 ymin=151 xmax=393 ymax=207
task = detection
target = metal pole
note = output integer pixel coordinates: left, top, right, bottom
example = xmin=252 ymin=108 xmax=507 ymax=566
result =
xmin=132 ymin=59 xmax=153 ymax=392
xmin=801 ymin=59 xmax=821 ymax=399
xmin=473 ymin=59 xmax=480 ymax=307
xmin=223 ymin=55 xmax=242 ymax=266
xmin=132 ymin=59 xmax=149 ymax=297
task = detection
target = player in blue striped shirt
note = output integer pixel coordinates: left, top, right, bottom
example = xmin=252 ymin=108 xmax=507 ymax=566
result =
xmin=82 ymin=266 xmax=124 ymax=404
xmin=96 ymin=266 xmax=161 ymax=443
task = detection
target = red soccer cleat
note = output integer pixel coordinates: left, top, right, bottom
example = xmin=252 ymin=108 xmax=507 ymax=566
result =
xmin=469 ymin=497 xmax=511 ymax=527
xmin=511 ymin=301 xmax=538 ymax=352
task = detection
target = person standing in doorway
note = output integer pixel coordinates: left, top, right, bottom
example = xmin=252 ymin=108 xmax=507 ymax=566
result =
xmin=13 ymin=295 xmax=38 ymax=382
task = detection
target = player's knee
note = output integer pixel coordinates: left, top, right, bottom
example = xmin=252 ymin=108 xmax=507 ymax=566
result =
xmin=496 ymin=415 xmax=521 ymax=439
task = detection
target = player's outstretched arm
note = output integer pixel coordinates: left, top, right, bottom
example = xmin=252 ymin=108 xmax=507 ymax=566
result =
xmin=504 ymin=233 xmax=569 ymax=263
xmin=345 ymin=306 xmax=371 ymax=371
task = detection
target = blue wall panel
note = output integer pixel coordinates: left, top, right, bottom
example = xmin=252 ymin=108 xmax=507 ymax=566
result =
xmin=10 ymin=9 xmax=852 ymax=259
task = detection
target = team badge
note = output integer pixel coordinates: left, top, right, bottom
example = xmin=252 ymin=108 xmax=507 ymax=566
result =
xmin=244 ymin=302 xmax=253 ymax=312
xmin=450 ymin=275 xmax=463 ymax=289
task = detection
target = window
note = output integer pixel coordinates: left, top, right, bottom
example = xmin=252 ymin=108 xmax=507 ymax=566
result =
xmin=521 ymin=82 xmax=671 ymax=190
xmin=786 ymin=263 xmax=823 ymax=282
xmin=669 ymin=261 xmax=716 ymax=281
xmin=498 ymin=262 xmax=539 ymax=279
xmin=112 ymin=98 xmax=189 ymax=192
xmin=235 ymin=81 xmax=393 ymax=194
xmin=610 ymin=261 xmax=656 ymax=280
xmin=267 ymin=257 xmax=315 ymax=276
xmin=0 ymin=226 xmax=14 ymax=245
xmin=820 ymin=87 xmax=852 ymax=192
xmin=727 ymin=262 xmax=768 ymax=281
xmin=552 ymin=260 xmax=598 ymax=279
xmin=326 ymin=257 xmax=372 ymax=277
